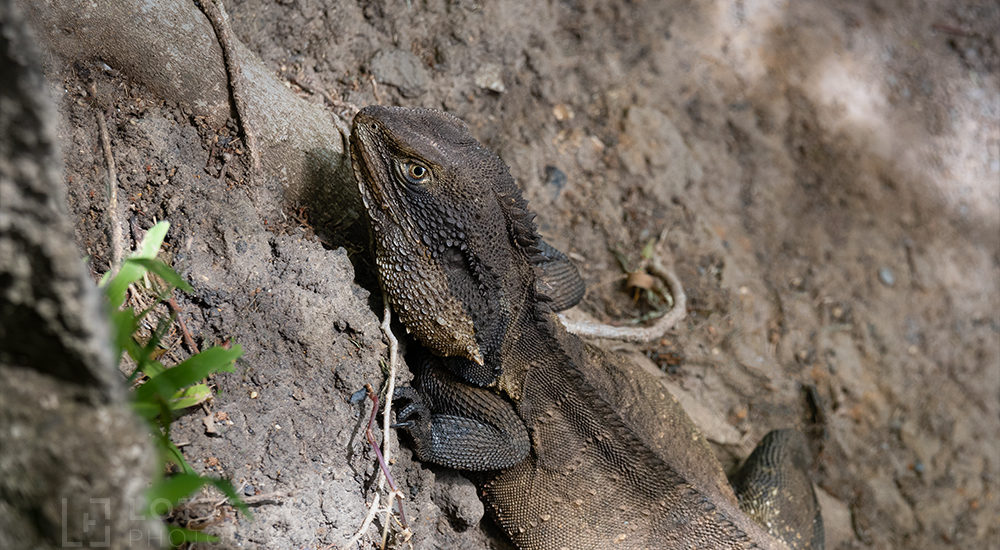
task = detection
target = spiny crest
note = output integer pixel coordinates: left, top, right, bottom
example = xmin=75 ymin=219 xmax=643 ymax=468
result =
xmin=495 ymin=183 xmax=546 ymax=266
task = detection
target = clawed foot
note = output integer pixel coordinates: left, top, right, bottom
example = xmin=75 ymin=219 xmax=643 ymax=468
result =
xmin=389 ymin=386 xmax=436 ymax=461
xmin=391 ymin=386 xmax=429 ymax=429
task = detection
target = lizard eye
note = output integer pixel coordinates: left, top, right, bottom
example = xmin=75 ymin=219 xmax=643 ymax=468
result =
xmin=401 ymin=161 xmax=431 ymax=185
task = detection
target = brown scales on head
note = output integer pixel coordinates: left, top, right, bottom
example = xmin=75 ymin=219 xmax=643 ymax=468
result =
xmin=350 ymin=105 xmax=543 ymax=373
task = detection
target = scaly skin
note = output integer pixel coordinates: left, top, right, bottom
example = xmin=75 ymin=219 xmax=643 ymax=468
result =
xmin=350 ymin=105 xmax=823 ymax=550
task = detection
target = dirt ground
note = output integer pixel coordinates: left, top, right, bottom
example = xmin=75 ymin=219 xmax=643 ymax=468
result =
xmin=44 ymin=0 xmax=997 ymax=548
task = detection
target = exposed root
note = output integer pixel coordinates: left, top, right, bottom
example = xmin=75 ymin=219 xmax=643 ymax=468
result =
xmin=377 ymin=300 xmax=400 ymax=494
xmin=94 ymin=107 xmax=123 ymax=272
xmin=560 ymin=258 xmax=687 ymax=343
xmin=198 ymin=0 xmax=262 ymax=180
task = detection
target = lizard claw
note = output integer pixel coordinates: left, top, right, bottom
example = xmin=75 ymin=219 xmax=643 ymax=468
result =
xmin=390 ymin=386 xmax=436 ymax=461
xmin=394 ymin=400 xmax=429 ymax=425
xmin=392 ymin=386 xmax=431 ymax=430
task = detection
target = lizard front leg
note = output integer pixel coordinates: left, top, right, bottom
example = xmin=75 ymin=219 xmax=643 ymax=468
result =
xmin=394 ymin=360 xmax=530 ymax=471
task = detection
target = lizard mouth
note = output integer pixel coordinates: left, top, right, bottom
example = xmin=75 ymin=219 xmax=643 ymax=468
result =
xmin=349 ymin=121 xmax=390 ymax=217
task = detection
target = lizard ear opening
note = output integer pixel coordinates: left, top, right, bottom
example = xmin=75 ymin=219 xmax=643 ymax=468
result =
xmin=534 ymin=239 xmax=586 ymax=312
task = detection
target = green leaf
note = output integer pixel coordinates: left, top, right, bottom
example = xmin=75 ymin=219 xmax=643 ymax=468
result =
xmin=131 ymin=400 xmax=159 ymax=422
xmin=163 ymin=439 xmax=195 ymax=475
xmin=102 ymin=221 xmax=170 ymax=308
xmin=167 ymin=526 xmax=218 ymax=544
xmin=105 ymin=262 xmax=146 ymax=310
xmin=128 ymin=258 xmax=194 ymax=293
xmin=132 ymin=390 xmax=176 ymax=424
xmin=122 ymin=301 xmax=164 ymax=368
xmin=610 ymin=246 xmax=632 ymax=273
xmin=640 ymin=237 xmax=657 ymax=260
xmin=146 ymin=473 xmax=250 ymax=520
xmin=147 ymin=473 xmax=209 ymax=514
xmin=140 ymin=359 xmax=167 ymax=379
xmin=137 ymin=221 xmax=170 ymax=258
xmin=169 ymin=384 xmax=213 ymax=410
xmin=110 ymin=308 xmax=142 ymax=365
xmin=134 ymin=345 xmax=242 ymax=405
xmin=134 ymin=314 xmax=174 ymax=374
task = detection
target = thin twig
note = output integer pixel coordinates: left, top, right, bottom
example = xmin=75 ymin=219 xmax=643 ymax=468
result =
xmin=198 ymin=0 xmax=261 ymax=181
xmin=239 ymin=491 xmax=287 ymax=505
xmin=560 ymin=258 xmax=687 ymax=342
xmin=362 ymin=385 xmax=406 ymax=525
xmin=378 ymin=300 xmax=399 ymax=481
xmin=342 ymin=493 xmax=380 ymax=549
xmin=377 ymin=298 xmax=405 ymax=548
xmin=94 ymin=109 xmax=123 ymax=272
xmin=166 ymin=296 xmax=200 ymax=353
xmin=931 ymin=22 xmax=975 ymax=37
xmin=190 ymin=491 xmax=286 ymax=507
xmin=217 ymin=480 xmax=247 ymax=508
xmin=344 ymin=297 xmax=410 ymax=548
xmin=370 ymin=75 xmax=381 ymax=104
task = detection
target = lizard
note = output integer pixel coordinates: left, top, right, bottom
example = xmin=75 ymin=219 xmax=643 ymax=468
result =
xmin=349 ymin=105 xmax=824 ymax=550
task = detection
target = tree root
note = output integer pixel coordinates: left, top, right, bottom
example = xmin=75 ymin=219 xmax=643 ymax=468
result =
xmin=560 ymin=258 xmax=687 ymax=343
xmin=93 ymin=106 xmax=123 ymax=272
xmin=197 ymin=0 xmax=261 ymax=180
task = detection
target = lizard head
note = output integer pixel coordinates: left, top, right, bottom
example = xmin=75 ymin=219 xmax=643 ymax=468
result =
xmin=350 ymin=106 xmax=538 ymax=371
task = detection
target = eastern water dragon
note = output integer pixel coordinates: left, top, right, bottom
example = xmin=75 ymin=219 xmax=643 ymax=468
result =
xmin=349 ymin=105 xmax=823 ymax=550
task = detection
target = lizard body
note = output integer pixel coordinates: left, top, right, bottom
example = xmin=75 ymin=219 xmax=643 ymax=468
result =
xmin=350 ymin=105 xmax=823 ymax=550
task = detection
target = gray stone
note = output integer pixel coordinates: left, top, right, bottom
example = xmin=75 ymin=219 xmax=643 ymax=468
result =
xmin=618 ymin=106 xmax=702 ymax=202
xmin=432 ymin=471 xmax=485 ymax=530
xmin=370 ymin=48 xmax=430 ymax=98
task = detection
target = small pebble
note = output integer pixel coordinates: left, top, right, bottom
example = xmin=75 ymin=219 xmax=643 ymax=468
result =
xmin=878 ymin=267 xmax=895 ymax=287
xmin=789 ymin=276 xmax=805 ymax=291
xmin=544 ymin=165 xmax=567 ymax=190
xmin=553 ymin=103 xmax=574 ymax=121
xmin=473 ymin=64 xmax=505 ymax=93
